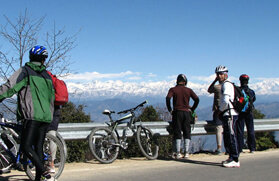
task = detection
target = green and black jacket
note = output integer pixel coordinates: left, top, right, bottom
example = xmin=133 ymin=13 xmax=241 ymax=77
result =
xmin=0 ymin=62 xmax=55 ymax=123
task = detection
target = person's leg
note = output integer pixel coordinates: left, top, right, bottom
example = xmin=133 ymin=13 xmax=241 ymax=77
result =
xmin=222 ymin=115 xmax=240 ymax=168
xmin=47 ymin=130 xmax=57 ymax=172
xmin=222 ymin=116 xmax=239 ymax=157
xmin=215 ymin=125 xmax=223 ymax=153
xmin=21 ymin=120 xmax=48 ymax=180
xmin=34 ymin=122 xmax=50 ymax=180
xmin=172 ymin=111 xmax=182 ymax=155
xmin=222 ymin=116 xmax=230 ymax=156
xmin=230 ymin=115 xmax=239 ymax=161
xmin=213 ymin=111 xmax=223 ymax=153
xmin=182 ymin=111 xmax=191 ymax=156
xmin=236 ymin=115 xmax=245 ymax=153
xmin=245 ymin=113 xmax=256 ymax=152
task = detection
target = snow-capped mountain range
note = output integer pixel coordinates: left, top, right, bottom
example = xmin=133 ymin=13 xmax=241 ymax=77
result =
xmin=64 ymin=79 xmax=279 ymax=122
xmin=67 ymin=79 xmax=279 ymax=101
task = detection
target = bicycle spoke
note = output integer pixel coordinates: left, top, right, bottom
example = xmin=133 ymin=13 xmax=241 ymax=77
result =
xmin=89 ymin=127 xmax=119 ymax=164
xmin=137 ymin=126 xmax=159 ymax=160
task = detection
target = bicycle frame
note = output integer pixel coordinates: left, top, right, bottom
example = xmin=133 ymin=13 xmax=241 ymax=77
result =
xmin=0 ymin=121 xmax=35 ymax=170
xmin=104 ymin=101 xmax=147 ymax=148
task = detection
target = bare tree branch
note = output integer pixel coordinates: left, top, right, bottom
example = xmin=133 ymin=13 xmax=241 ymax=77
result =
xmin=45 ymin=22 xmax=82 ymax=76
xmin=0 ymin=9 xmax=80 ymax=115
xmin=1 ymin=9 xmax=45 ymax=68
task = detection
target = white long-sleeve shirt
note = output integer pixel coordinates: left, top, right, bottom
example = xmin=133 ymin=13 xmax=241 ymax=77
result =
xmin=219 ymin=81 xmax=238 ymax=116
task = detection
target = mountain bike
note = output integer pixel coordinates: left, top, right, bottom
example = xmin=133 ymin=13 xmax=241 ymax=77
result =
xmin=0 ymin=113 xmax=66 ymax=180
xmin=88 ymin=101 xmax=159 ymax=164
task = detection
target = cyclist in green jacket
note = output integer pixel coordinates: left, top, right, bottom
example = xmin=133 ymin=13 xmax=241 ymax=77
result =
xmin=0 ymin=45 xmax=55 ymax=180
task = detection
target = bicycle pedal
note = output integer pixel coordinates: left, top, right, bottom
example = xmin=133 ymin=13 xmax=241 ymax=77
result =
xmin=123 ymin=143 xmax=128 ymax=149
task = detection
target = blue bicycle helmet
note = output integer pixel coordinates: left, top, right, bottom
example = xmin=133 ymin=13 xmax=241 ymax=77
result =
xmin=29 ymin=45 xmax=48 ymax=61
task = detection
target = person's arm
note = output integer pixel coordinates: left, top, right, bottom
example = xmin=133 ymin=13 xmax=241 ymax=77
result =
xmin=207 ymin=77 xmax=218 ymax=93
xmin=166 ymin=97 xmax=172 ymax=113
xmin=190 ymin=89 xmax=200 ymax=112
xmin=166 ymin=88 xmax=173 ymax=113
xmin=191 ymin=97 xmax=199 ymax=112
xmin=0 ymin=68 xmax=26 ymax=102
xmin=219 ymin=82 xmax=233 ymax=111
xmin=219 ymin=94 xmax=230 ymax=112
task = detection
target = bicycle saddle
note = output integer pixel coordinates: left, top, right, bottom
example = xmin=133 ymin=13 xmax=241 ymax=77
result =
xmin=102 ymin=109 xmax=115 ymax=115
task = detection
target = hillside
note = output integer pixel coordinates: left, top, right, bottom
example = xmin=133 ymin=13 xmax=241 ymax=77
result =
xmin=79 ymin=96 xmax=279 ymax=122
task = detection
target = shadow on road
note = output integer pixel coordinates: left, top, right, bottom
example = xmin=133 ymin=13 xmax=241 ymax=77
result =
xmin=0 ymin=173 xmax=29 ymax=181
xmin=157 ymin=157 xmax=222 ymax=167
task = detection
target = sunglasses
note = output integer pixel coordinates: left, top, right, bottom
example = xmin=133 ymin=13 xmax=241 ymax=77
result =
xmin=217 ymin=72 xmax=227 ymax=75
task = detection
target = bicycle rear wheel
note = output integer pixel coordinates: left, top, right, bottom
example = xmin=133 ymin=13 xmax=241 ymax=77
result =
xmin=136 ymin=126 xmax=159 ymax=160
xmin=88 ymin=127 xmax=119 ymax=164
xmin=24 ymin=133 xmax=65 ymax=180
xmin=0 ymin=134 xmax=18 ymax=173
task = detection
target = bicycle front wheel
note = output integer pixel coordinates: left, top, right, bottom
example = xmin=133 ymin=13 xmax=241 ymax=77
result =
xmin=88 ymin=127 xmax=119 ymax=164
xmin=136 ymin=126 xmax=159 ymax=160
xmin=24 ymin=133 xmax=66 ymax=180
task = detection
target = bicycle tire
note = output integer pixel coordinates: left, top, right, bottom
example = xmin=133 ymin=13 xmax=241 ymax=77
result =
xmin=0 ymin=134 xmax=18 ymax=173
xmin=88 ymin=127 xmax=119 ymax=164
xmin=24 ymin=133 xmax=65 ymax=180
xmin=136 ymin=126 xmax=159 ymax=160
xmin=56 ymin=132 xmax=68 ymax=160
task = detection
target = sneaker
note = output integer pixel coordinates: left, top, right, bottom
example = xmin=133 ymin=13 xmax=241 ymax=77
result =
xmin=250 ymin=150 xmax=255 ymax=154
xmin=223 ymin=160 xmax=240 ymax=168
xmin=184 ymin=152 xmax=189 ymax=158
xmin=171 ymin=152 xmax=177 ymax=159
xmin=48 ymin=166 xmax=55 ymax=173
xmin=176 ymin=153 xmax=183 ymax=159
xmin=42 ymin=172 xmax=51 ymax=179
xmin=214 ymin=149 xmax=222 ymax=155
xmin=221 ymin=158 xmax=233 ymax=164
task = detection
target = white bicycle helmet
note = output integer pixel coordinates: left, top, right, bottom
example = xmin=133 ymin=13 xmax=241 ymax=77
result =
xmin=215 ymin=65 xmax=228 ymax=73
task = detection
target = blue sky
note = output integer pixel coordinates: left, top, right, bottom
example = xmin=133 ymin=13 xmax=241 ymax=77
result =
xmin=1 ymin=0 xmax=279 ymax=84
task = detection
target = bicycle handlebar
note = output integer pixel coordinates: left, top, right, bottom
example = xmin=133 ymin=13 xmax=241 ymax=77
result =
xmin=117 ymin=101 xmax=148 ymax=114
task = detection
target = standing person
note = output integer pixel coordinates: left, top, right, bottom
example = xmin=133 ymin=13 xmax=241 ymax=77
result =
xmin=237 ymin=74 xmax=256 ymax=153
xmin=0 ymin=45 xmax=55 ymax=180
xmin=207 ymin=66 xmax=225 ymax=155
xmin=217 ymin=65 xmax=240 ymax=168
xmin=166 ymin=74 xmax=199 ymax=159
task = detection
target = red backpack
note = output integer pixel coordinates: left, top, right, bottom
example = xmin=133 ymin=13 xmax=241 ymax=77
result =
xmin=47 ymin=71 xmax=69 ymax=105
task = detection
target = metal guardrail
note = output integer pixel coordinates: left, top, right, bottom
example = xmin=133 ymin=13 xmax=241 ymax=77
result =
xmin=58 ymin=118 xmax=279 ymax=141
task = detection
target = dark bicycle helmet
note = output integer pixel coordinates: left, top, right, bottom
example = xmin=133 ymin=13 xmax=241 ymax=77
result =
xmin=29 ymin=45 xmax=48 ymax=61
xmin=239 ymin=74 xmax=249 ymax=82
xmin=177 ymin=74 xmax=187 ymax=84
xmin=215 ymin=65 xmax=228 ymax=73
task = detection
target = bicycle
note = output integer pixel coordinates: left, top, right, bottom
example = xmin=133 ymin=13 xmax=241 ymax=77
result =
xmin=0 ymin=113 xmax=66 ymax=180
xmin=88 ymin=101 xmax=159 ymax=164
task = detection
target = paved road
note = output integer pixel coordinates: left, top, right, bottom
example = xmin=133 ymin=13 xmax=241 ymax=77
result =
xmin=1 ymin=149 xmax=279 ymax=181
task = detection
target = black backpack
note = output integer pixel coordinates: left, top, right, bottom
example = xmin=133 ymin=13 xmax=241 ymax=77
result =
xmin=227 ymin=82 xmax=249 ymax=113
